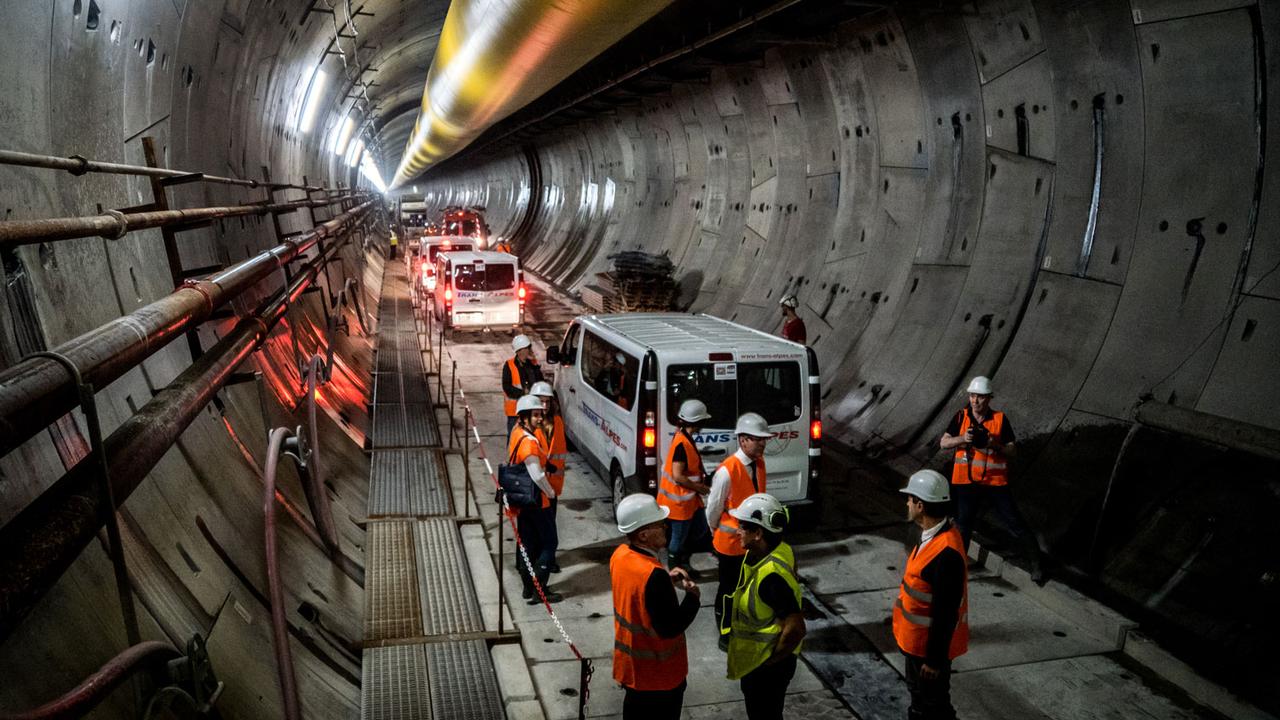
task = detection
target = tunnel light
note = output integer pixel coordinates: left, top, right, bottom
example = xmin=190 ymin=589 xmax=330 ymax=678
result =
xmin=346 ymin=138 xmax=364 ymax=168
xmin=296 ymin=67 xmax=328 ymax=133
xmin=359 ymin=153 xmax=388 ymax=194
xmin=332 ymin=114 xmax=355 ymax=156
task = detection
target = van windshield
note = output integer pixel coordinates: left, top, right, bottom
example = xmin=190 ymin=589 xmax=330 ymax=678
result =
xmin=453 ymin=263 xmax=516 ymax=292
xmin=665 ymin=361 xmax=802 ymax=427
xmin=428 ymin=242 xmax=474 ymax=264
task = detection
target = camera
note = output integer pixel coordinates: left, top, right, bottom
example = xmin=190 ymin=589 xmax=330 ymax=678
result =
xmin=968 ymin=423 xmax=990 ymax=449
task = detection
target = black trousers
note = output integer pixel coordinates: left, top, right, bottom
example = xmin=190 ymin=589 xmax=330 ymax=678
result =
xmin=714 ymin=551 xmax=745 ymax=629
xmin=740 ymin=654 xmax=797 ymax=720
xmin=904 ymin=654 xmax=956 ymax=720
xmin=622 ymin=680 xmax=686 ymax=720
xmin=953 ymin=483 xmax=1040 ymax=565
xmin=516 ymin=507 xmax=548 ymax=596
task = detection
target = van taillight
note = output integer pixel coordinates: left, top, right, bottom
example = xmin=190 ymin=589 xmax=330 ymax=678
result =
xmin=708 ymin=352 xmax=733 ymax=361
xmin=444 ymin=288 xmax=452 ymax=302
xmin=810 ymin=420 xmax=822 ymax=441
xmin=518 ymin=285 xmax=527 ymax=301
xmin=644 ymin=410 xmax=656 ymax=449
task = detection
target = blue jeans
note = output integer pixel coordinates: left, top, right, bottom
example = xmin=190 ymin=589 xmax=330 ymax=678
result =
xmin=667 ymin=508 xmax=711 ymax=559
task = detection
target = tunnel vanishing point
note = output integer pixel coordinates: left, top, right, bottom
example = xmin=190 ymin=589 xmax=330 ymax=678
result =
xmin=1 ymin=0 xmax=1279 ymax=718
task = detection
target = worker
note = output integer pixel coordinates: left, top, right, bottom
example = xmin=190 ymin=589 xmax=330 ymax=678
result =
xmin=388 ymin=230 xmax=399 ymax=260
xmin=940 ymin=376 xmax=1045 ymax=584
xmin=594 ymin=351 xmax=629 ymax=408
xmin=779 ymin=294 xmax=806 ymax=344
xmin=531 ymin=381 xmax=565 ymax=574
xmin=508 ymin=394 xmax=562 ymax=604
xmin=658 ymin=399 xmax=714 ymax=573
xmin=726 ymin=493 xmax=805 ymax=720
xmin=707 ymin=412 xmax=773 ymax=650
xmin=492 ymin=236 xmax=512 ymax=253
xmin=503 ymin=335 xmax=542 ymax=434
xmin=611 ymin=493 xmax=700 ymax=719
xmin=893 ymin=469 xmax=968 ymax=720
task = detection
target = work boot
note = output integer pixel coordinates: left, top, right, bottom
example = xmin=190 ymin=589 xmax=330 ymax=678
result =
xmin=549 ymin=562 xmax=562 ymax=574
xmin=717 ymin=635 xmax=729 ymax=652
xmin=527 ymin=589 xmax=564 ymax=605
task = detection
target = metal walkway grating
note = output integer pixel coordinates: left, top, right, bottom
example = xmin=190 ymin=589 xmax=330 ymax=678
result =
xmin=369 ymin=450 xmax=453 ymax=517
xmin=372 ymin=404 xmax=441 ymax=449
xmin=416 ymin=519 xmax=485 ymax=636
xmin=376 ymin=348 xmax=425 ymax=376
xmin=426 ymin=641 xmax=504 ymax=719
xmin=362 ymin=645 xmax=432 ymax=720
xmin=363 ymin=260 xmax=503 ymax=720
xmin=374 ymin=372 xmax=432 ymax=405
xmin=364 ymin=521 xmax=424 ymax=641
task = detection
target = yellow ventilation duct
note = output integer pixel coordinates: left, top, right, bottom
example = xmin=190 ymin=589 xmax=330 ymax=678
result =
xmin=389 ymin=0 xmax=673 ymax=188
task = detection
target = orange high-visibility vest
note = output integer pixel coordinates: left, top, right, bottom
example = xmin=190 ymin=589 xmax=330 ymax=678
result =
xmin=508 ymin=426 xmax=551 ymax=510
xmin=892 ymin=522 xmax=969 ymax=660
xmin=536 ymin=415 xmax=567 ymax=497
xmin=658 ymin=431 xmax=704 ymax=520
xmin=503 ymin=358 xmax=522 ymax=417
xmin=610 ymin=544 xmax=688 ymax=691
xmin=711 ymin=455 xmax=765 ymax=557
xmin=951 ymin=410 xmax=1009 ymax=486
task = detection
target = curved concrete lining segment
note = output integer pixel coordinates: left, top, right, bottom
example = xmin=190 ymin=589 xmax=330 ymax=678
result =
xmin=416 ymin=0 xmax=1280 ymax=711
xmin=0 ymin=0 xmax=1278 ymax=718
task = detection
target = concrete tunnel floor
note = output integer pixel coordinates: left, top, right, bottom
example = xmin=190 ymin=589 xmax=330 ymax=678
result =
xmin=411 ymin=272 xmax=1231 ymax=720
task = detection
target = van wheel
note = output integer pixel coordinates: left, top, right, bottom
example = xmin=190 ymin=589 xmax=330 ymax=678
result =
xmin=610 ymin=467 xmax=628 ymax=513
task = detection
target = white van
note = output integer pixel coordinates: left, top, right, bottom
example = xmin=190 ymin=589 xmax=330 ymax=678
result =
xmin=545 ymin=313 xmax=820 ymax=511
xmin=419 ymin=236 xmax=477 ymax=292
xmin=432 ymin=250 xmax=525 ymax=330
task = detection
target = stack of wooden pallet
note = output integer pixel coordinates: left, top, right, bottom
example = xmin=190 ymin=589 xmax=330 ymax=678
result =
xmin=580 ymin=252 xmax=678 ymax=313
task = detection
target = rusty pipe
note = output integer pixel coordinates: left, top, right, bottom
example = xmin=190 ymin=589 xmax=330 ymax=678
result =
xmin=0 ymin=200 xmax=376 ymax=460
xmin=0 ymin=640 xmax=180 ymax=720
xmin=0 ymin=243 xmax=340 ymax=643
xmin=262 ymin=428 xmax=303 ymax=720
xmin=0 ymin=148 xmax=317 ymax=191
xmin=0 ymin=194 xmax=358 ymax=248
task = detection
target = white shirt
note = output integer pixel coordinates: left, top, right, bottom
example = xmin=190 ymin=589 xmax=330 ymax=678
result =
xmin=918 ymin=517 xmax=949 ymax=550
xmin=706 ymin=449 xmax=757 ymax=531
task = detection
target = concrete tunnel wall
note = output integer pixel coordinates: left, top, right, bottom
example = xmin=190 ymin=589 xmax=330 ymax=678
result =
xmin=0 ymin=1 xmax=386 ymax=716
xmin=419 ymin=0 xmax=1280 ymax=699
xmin=0 ymin=0 xmax=1278 ymax=716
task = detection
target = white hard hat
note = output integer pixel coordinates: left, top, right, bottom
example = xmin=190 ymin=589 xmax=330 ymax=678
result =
xmin=779 ymin=294 xmax=798 ymax=309
xmin=735 ymin=412 xmax=773 ymax=438
xmin=515 ymin=395 xmax=544 ymax=414
xmin=899 ymin=469 xmax=950 ymax=503
xmin=616 ymin=493 xmax=669 ymax=534
xmin=966 ymin=376 xmax=992 ymax=395
xmin=512 ymin=335 xmax=533 ymax=352
xmin=730 ymin=493 xmax=788 ymax=533
xmin=677 ymin=399 xmax=713 ymax=423
xmin=530 ymin=381 xmax=554 ymax=398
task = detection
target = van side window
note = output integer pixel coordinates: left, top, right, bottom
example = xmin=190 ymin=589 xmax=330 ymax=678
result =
xmin=561 ymin=324 xmax=581 ymax=366
xmin=581 ymin=330 xmax=636 ymax=410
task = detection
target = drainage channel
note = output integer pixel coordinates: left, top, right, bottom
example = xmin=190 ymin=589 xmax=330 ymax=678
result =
xmin=360 ymin=256 xmax=503 ymax=720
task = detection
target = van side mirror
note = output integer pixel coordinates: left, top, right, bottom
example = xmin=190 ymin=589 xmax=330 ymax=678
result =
xmin=545 ymin=345 xmax=561 ymax=364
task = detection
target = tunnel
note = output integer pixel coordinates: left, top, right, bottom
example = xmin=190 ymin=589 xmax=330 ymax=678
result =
xmin=1 ymin=0 xmax=1279 ymax=718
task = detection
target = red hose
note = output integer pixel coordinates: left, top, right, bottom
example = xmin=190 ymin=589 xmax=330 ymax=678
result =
xmin=263 ymin=428 xmax=302 ymax=720
xmin=0 ymin=641 xmax=179 ymax=719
